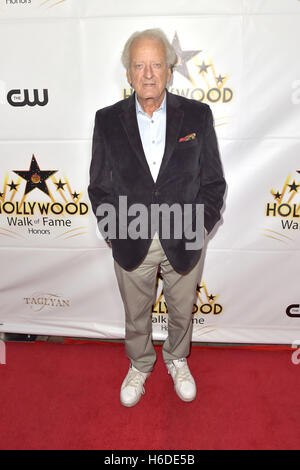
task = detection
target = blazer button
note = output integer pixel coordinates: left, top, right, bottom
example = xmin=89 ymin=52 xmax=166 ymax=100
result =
xmin=154 ymin=190 xmax=159 ymax=196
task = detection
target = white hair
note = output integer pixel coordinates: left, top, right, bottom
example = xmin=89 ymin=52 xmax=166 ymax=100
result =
xmin=121 ymin=28 xmax=177 ymax=70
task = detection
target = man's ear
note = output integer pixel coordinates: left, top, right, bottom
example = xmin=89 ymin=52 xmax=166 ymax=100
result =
xmin=126 ymin=70 xmax=132 ymax=87
xmin=166 ymin=66 xmax=172 ymax=85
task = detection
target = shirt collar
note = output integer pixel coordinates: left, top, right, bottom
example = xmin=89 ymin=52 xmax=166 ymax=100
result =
xmin=135 ymin=91 xmax=166 ymax=116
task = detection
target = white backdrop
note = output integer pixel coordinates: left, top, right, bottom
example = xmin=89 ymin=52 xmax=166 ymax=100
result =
xmin=1 ymin=0 xmax=300 ymax=344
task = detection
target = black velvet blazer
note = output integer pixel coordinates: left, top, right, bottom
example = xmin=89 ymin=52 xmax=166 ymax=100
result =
xmin=88 ymin=90 xmax=226 ymax=274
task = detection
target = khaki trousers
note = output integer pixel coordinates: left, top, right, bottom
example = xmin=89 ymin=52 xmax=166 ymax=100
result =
xmin=113 ymin=238 xmax=204 ymax=373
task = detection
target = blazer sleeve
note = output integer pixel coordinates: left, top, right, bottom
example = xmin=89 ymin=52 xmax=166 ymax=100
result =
xmin=88 ymin=110 xmax=115 ymax=242
xmin=197 ymin=106 xmax=226 ymax=234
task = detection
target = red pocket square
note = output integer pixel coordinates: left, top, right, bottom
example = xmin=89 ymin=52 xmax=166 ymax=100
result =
xmin=178 ymin=133 xmax=196 ymax=142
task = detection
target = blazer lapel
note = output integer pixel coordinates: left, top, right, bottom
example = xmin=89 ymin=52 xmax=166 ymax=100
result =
xmin=156 ymin=90 xmax=184 ymax=183
xmin=118 ymin=93 xmax=153 ymax=179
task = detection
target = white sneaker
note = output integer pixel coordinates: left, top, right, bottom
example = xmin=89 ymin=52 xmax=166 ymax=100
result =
xmin=120 ymin=365 xmax=150 ymax=407
xmin=166 ymin=358 xmax=197 ymax=402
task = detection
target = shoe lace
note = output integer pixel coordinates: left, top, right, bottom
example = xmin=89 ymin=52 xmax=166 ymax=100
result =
xmin=175 ymin=364 xmax=194 ymax=384
xmin=124 ymin=369 xmax=146 ymax=393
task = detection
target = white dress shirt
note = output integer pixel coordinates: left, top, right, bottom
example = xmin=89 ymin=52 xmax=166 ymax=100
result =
xmin=135 ymin=93 xmax=166 ymax=239
xmin=135 ymin=93 xmax=166 ymax=183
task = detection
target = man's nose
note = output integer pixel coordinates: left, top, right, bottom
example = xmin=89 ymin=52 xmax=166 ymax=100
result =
xmin=143 ymin=64 xmax=154 ymax=78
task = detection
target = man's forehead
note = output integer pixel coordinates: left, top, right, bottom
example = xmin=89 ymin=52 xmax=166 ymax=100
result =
xmin=130 ymin=37 xmax=166 ymax=56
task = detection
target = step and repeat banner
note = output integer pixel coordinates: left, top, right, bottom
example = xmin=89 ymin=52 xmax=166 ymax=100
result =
xmin=1 ymin=0 xmax=300 ymax=344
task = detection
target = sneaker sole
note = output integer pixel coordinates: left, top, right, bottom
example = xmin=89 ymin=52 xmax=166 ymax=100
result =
xmin=175 ymin=388 xmax=197 ymax=402
xmin=120 ymin=396 xmax=142 ymax=407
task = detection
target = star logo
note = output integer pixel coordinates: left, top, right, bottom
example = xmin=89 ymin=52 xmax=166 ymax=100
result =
xmin=198 ymin=61 xmax=211 ymax=74
xmin=55 ymin=179 xmax=66 ymax=191
xmin=216 ymin=74 xmax=226 ymax=85
xmin=72 ymin=191 xmax=80 ymax=200
xmin=273 ymin=191 xmax=282 ymax=200
xmin=13 ymin=154 xmax=57 ymax=196
xmin=171 ymin=32 xmax=201 ymax=83
xmin=196 ymin=283 xmax=204 ymax=293
xmin=288 ymin=181 xmax=300 ymax=193
xmin=7 ymin=180 xmax=19 ymax=191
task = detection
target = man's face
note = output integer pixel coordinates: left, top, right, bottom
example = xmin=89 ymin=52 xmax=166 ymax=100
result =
xmin=126 ymin=38 xmax=172 ymax=103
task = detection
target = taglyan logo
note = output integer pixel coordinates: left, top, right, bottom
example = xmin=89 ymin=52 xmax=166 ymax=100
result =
xmin=24 ymin=292 xmax=70 ymax=312
xmin=0 ymin=81 xmax=48 ymax=107
xmin=263 ymin=170 xmax=300 ymax=245
xmin=152 ymin=271 xmax=223 ymax=334
xmin=0 ymin=154 xmax=89 ymax=241
xmin=123 ymin=32 xmax=234 ymax=126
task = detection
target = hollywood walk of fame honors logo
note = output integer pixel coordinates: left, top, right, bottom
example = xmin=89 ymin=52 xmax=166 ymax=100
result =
xmin=263 ymin=169 xmax=300 ymax=245
xmin=0 ymin=154 xmax=89 ymax=241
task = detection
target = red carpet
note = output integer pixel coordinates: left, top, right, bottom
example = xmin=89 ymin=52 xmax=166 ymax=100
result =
xmin=0 ymin=341 xmax=299 ymax=450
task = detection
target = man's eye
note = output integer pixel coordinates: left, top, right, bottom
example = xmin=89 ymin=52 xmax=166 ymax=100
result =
xmin=135 ymin=64 xmax=143 ymax=69
xmin=154 ymin=63 xmax=161 ymax=68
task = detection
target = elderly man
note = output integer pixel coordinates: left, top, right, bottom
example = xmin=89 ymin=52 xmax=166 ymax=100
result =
xmin=88 ymin=28 xmax=226 ymax=407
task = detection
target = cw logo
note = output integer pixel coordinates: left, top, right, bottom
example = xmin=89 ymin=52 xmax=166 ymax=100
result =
xmin=8 ymin=89 xmax=48 ymax=107
xmin=286 ymin=304 xmax=300 ymax=318
xmin=0 ymin=81 xmax=48 ymax=107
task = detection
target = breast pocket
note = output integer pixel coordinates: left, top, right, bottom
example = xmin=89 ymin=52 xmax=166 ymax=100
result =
xmin=176 ymin=138 xmax=199 ymax=150
xmin=169 ymin=139 xmax=201 ymax=174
